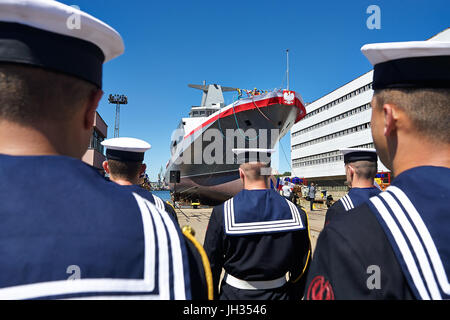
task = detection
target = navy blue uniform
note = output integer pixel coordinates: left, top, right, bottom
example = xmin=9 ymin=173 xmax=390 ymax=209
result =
xmin=324 ymin=187 xmax=381 ymax=226
xmin=0 ymin=154 xmax=204 ymax=299
xmin=204 ymin=189 xmax=311 ymax=300
xmin=305 ymin=166 xmax=449 ymax=300
xmin=121 ymin=185 xmax=210 ymax=299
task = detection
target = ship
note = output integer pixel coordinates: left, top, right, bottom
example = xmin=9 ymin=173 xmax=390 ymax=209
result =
xmin=165 ymin=83 xmax=306 ymax=206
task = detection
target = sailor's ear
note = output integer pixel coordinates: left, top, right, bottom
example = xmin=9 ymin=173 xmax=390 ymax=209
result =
xmin=348 ymin=165 xmax=356 ymax=180
xmin=84 ymin=89 xmax=103 ymax=130
xmin=239 ymin=168 xmax=245 ymax=180
xmin=383 ymin=103 xmax=398 ymax=137
xmin=102 ymin=161 xmax=109 ymax=174
xmin=140 ymin=163 xmax=147 ymax=175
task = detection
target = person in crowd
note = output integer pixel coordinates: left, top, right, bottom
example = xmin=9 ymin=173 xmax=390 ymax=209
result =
xmin=204 ymin=148 xmax=311 ymax=300
xmin=0 ymin=0 xmax=209 ymax=300
xmin=305 ymin=39 xmax=450 ymax=300
xmin=282 ymin=180 xmax=293 ymax=202
xmin=324 ymin=148 xmax=381 ymax=226
xmin=307 ymin=182 xmax=316 ymax=211
xmin=102 ymin=137 xmax=178 ymax=222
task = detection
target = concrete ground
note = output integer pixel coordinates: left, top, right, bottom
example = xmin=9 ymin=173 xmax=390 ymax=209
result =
xmin=175 ymin=201 xmax=327 ymax=254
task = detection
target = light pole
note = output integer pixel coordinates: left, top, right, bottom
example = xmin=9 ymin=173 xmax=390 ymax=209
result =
xmin=108 ymin=94 xmax=128 ymax=138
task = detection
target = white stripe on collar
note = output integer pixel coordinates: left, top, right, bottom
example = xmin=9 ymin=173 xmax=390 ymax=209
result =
xmin=152 ymin=194 xmax=165 ymax=211
xmin=387 ymin=186 xmax=450 ymax=296
xmin=224 ymin=197 xmax=304 ymax=235
xmin=340 ymin=195 xmax=350 ymax=211
xmin=0 ymin=193 xmax=188 ymax=300
xmin=379 ymin=191 xmax=441 ymax=299
xmin=346 ymin=194 xmax=355 ymax=210
xmin=370 ymin=186 xmax=450 ymax=300
xmin=370 ymin=196 xmax=431 ymax=300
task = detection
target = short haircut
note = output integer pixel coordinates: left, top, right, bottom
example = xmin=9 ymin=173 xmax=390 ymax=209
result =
xmin=0 ymin=63 xmax=96 ymax=125
xmin=348 ymin=160 xmax=378 ymax=181
xmin=240 ymin=162 xmax=269 ymax=182
xmin=107 ymin=159 xmax=142 ymax=182
xmin=373 ymin=88 xmax=450 ymax=143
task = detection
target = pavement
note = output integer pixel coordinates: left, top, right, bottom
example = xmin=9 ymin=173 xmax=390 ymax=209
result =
xmin=175 ymin=203 xmax=327 ymax=254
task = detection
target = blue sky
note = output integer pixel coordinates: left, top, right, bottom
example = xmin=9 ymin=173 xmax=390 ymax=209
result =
xmin=60 ymin=0 xmax=449 ymax=180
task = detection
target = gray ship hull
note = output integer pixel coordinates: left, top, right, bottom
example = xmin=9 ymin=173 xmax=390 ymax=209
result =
xmin=166 ymin=93 xmax=304 ymax=205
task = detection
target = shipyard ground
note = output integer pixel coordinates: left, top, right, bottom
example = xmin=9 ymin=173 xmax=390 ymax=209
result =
xmin=175 ymin=198 xmax=326 ymax=254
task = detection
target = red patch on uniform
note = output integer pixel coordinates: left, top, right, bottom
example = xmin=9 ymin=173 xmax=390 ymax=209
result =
xmin=307 ymin=275 xmax=335 ymax=300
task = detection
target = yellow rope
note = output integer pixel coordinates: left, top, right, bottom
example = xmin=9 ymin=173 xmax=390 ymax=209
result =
xmin=165 ymin=200 xmax=175 ymax=211
xmin=182 ymin=227 xmax=214 ymax=300
xmin=291 ymin=208 xmax=312 ymax=283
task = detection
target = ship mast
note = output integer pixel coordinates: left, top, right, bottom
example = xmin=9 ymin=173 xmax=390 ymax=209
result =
xmin=286 ymin=49 xmax=290 ymax=90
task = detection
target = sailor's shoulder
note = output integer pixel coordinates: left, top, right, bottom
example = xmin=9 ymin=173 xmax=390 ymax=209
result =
xmin=324 ymin=200 xmax=345 ymax=226
xmin=331 ymin=197 xmax=346 ymax=210
xmin=212 ymin=202 xmax=226 ymax=220
xmin=327 ymin=203 xmax=388 ymax=251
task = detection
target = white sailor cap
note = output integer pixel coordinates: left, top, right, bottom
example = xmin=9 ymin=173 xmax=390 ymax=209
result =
xmin=340 ymin=148 xmax=377 ymax=164
xmin=361 ymin=40 xmax=450 ymax=90
xmin=232 ymin=148 xmax=275 ymax=164
xmin=102 ymin=137 xmax=151 ymax=162
xmin=0 ymin=0 xmax=125 ymax=88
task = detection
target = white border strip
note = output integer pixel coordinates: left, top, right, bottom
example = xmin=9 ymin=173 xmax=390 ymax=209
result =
xmin=0 ymin=194 xmax=160 ymax=300
xmin=346 ymin=195 xmax=354 ymax=210
xmin=370 ymin=196 xmax=430 ymax=300
xmin=387 ymin=186 xmax=450 ymax=295
xmin=224 ymin=197 xmax=304 ymax=234
xmin=380 ymin=192 xmax=441 ymax=299
xmin=144 ymin=198 xmax=186 ymax=300
xmin=0 ymin=194 xmax=188 ymax=300
xmin=340 ymin=196 xmax=350 ymax=211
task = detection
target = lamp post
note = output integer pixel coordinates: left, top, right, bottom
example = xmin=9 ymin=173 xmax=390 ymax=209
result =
xmin=108 ymin=94 xmax=128 ymax=138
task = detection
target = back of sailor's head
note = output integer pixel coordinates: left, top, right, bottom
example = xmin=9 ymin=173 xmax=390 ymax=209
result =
xmin=341 ymin=148 xmax=378 ymax=181
xmin=232 ymin=148 xmax=274 ymax=182
xmin=0 ymin=0 xmax=124 ymax=125
xmin=102 ymin=137 xmax=151 ymax=182
xmin=240 ymin=162 xmax=270 ymax=182
xmin=361 ymin=39 xmax=450 ymax=143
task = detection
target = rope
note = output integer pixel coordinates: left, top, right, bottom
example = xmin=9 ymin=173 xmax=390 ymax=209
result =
xmin=291 ymin=208 xmax=312 ymax=283
xmin=232 ymin=97 xmax=260 ymax=141
xmin=279 ymin=140 xmax=292 ymax=171
xmin=182 ymin=227 xmax=214 ymax=300
xmin=251 ymin=93 xmax=277 ymax=124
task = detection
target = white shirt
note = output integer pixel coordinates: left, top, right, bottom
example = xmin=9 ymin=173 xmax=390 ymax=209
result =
xmin=281 ymin=185 xmax=292 ymax=197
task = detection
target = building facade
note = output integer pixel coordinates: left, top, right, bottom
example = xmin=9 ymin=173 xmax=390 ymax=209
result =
xmin=290 ymin=28 xmax=449 ymax=192
xmin=82 ymin=112 xmax=107 ymax=172
xmin=291 ymin=71 xmax=387 ymax=191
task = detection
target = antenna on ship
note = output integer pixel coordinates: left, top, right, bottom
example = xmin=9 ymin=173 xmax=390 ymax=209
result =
xmin=286 ymin=49 xmax=290 ymax=90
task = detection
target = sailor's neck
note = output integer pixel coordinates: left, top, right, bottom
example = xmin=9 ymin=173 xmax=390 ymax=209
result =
xmin=390 ymin=133 xmax=450 ymax=176
xmin=0 ymin=120 xmax=82 ymax=158
xmin=109 ymin=178 xmax=135 ymax=186
xmin=244 ymin=182 xmax=269 ymax=190
xmin=349 ymin=180 xmax=375 ymax=189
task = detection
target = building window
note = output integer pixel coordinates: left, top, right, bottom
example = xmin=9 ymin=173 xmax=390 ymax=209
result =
xmin=89 ymin=129 xmax=105 ymax=154
xmin=292 ymin=142 xmax=376 ymax=167
xmin=293 ymin=101 xmax=374 ymax=138
xmin=292 ymin=122 xmax=371 ymax=150
xmin=302 ymin=82 xmax=373 ymax=120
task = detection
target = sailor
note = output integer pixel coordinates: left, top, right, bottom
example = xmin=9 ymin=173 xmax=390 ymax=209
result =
xmin=305 ymin=39 xmax=450 ymax=300
xmin=324 ymin=148 xmax=381 ymax=226
xmin=203 ymin=148 xmax=311 ymax=300
xmin=0 ymin=0 xmax=210 ymax=300
xmin=101 ymin=137 xmax=178 ymax=223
